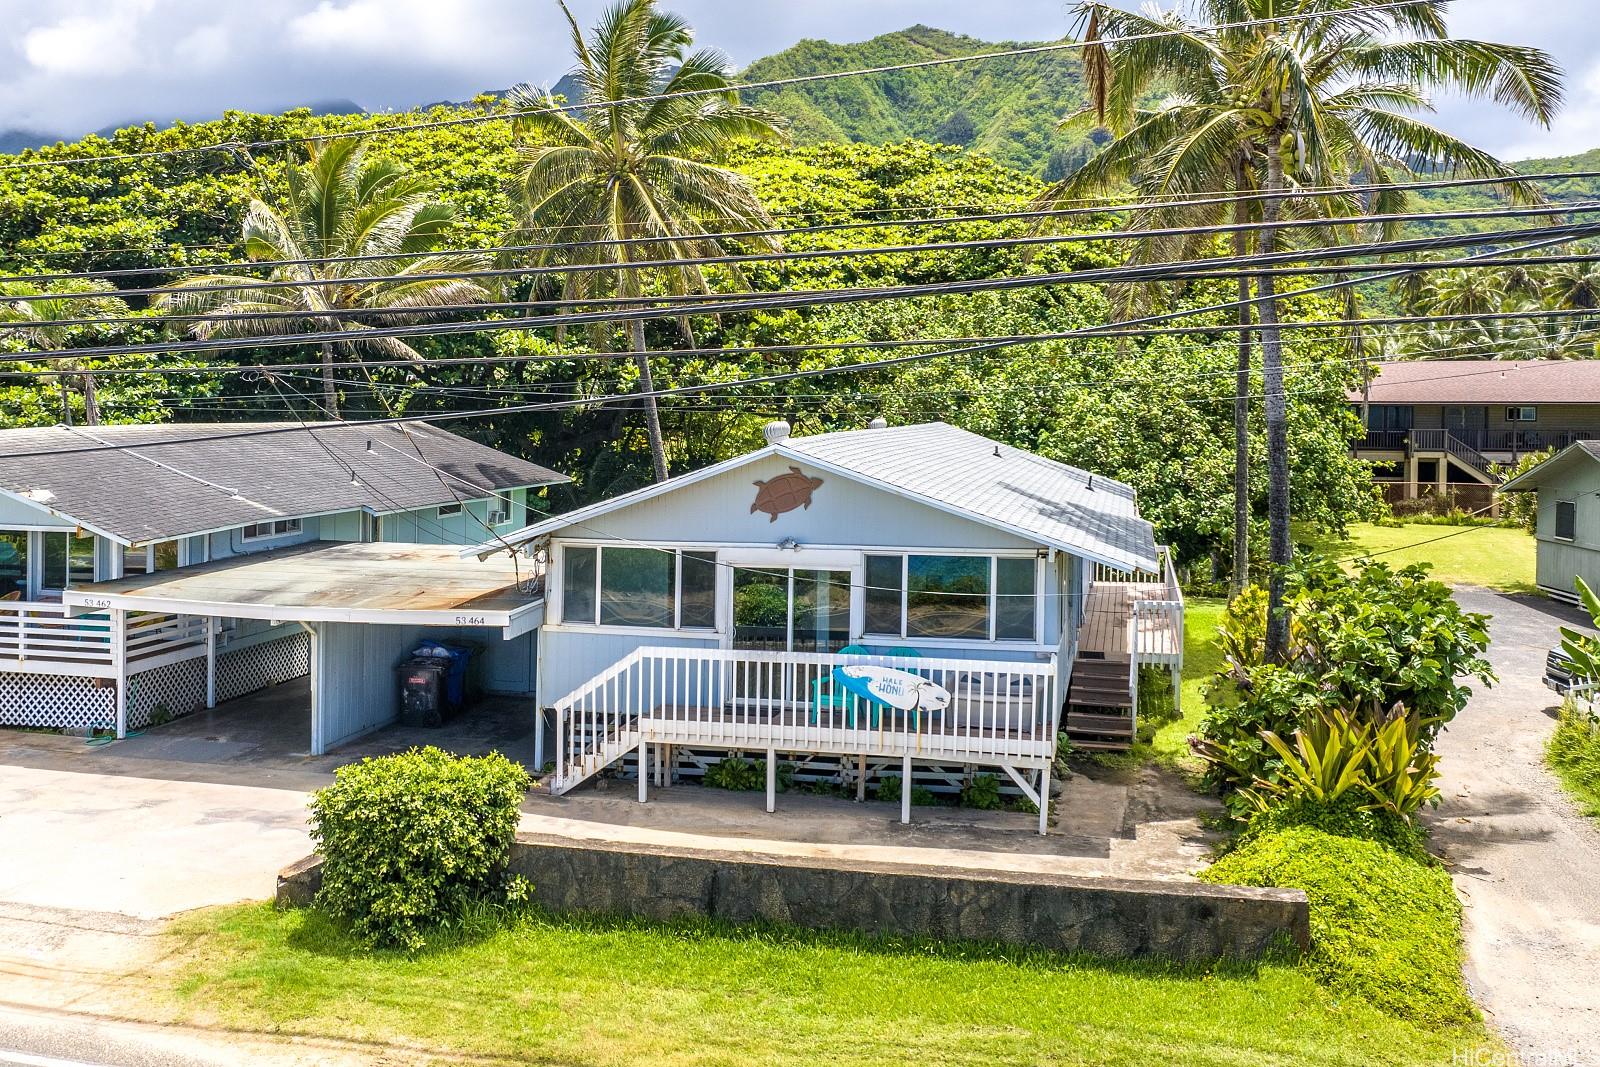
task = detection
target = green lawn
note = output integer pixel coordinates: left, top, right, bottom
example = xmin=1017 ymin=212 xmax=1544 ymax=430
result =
xmin=161 ymin=904 xmax=1496 ymax=1067
xmin=1310 ymin=522 xmax=1536 ymax=593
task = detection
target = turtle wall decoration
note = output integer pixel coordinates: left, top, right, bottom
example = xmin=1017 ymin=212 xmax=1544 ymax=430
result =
xmin=751 ymin=467 xmax=824 ymax=522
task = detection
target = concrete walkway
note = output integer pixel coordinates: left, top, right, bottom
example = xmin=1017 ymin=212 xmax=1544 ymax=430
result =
xmin=1428 ymin=586 xmax=1600 ymax=1066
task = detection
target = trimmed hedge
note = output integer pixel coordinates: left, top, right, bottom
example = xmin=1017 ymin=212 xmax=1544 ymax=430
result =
xmin=309 ymin=747 xmax=531 ymax=950
xmin=1201 ymin=827 xmax=1475 ymax=1026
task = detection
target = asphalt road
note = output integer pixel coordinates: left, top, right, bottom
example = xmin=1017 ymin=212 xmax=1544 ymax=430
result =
xmin=1428 ymin=586 xmax=1600 ymax=1066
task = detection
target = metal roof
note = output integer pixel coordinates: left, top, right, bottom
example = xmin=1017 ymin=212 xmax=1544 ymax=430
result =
xmin=63 ymin=542 xmax=543 ymax=631
xmin=0 ymin=422 xmax=567 ymax=546
xmin=476 ymin=422 xmax=1160 ymax=572
xmin=1499 ymin=440 xmax=1600 ymax=493
xmin=1349 ymin=360 xmax=1600 ymax=405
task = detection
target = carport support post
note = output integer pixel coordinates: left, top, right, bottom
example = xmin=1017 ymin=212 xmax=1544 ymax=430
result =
xmin=900 ymin=753 xmax=912 ymax=824
xmin=204 ymin=617 xmax=218 ymax=709
xmin=111 ymin=608 xmax=127 ymax=740
xmin=765 ymin=746 xmax=776 ymax=814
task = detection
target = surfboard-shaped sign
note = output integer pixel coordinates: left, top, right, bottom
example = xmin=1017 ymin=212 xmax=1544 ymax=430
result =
xmin=834 ymin=665 xmax=951 ymax=713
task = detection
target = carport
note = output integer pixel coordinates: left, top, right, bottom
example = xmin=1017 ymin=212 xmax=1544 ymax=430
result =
xmin=62 ymin=541 xmax=545 ymax=757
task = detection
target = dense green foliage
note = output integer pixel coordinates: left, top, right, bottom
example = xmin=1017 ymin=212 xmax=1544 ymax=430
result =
xmin=1546 ymin=700 xmax=1600 ymax=819
xmin=0 ymin=99 xmax=1375 ymax=557
xmin=1201 ymin=826 xmax=1475 ymax=1025
xmin=308 ymin=747 xmax=531 ymax=950
xmin=741 ymin=26 xmax=1095 ymax=178
xmin=1197 ymin=557 xmax=1493 ymax=806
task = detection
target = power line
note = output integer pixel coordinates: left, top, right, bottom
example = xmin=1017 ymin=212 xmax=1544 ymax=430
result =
xmin=5 ymin=190 xmax=1592 ymax=296
xmin=0 ymin=0 xmax=1440 ymax=175
xmin=5 ymin=216 xmax=1598 ymax=362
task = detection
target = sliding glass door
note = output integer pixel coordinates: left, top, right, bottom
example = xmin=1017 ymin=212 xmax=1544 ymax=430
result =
xmin=731 ymin=567 xmax=851 ymax=653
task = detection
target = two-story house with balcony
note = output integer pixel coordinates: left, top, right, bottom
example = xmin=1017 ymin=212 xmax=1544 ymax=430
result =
xmin=1352 ymin=360 xmax=1600 ymax=510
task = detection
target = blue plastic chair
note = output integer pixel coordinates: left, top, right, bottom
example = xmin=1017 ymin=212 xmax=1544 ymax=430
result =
xmin=811 ymin=644 xmax=871 ymax=725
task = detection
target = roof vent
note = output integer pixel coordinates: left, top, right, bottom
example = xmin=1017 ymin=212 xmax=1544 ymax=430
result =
xmin=763 ymin=420 xmax=791 ymax=445
xmin=867 ymin=416 xmax=888 ymax=430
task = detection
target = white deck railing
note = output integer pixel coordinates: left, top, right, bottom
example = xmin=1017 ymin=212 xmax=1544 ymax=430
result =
xmin=551 ymin=647 xmax=1059 ymax=795
xmin=0 ymin=601 xmax=208 ymax=678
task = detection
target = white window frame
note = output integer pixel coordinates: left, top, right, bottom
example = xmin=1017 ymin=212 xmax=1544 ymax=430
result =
xmin=1506 ymin=405 xmax=1538 ymax=423
xmin=557 ymin=542 xmax=719 ymax=633
xmin=240 ymin=518 xmax=304 ymax=543
xmin=862 ymin=550 xmax=1043 ymax=645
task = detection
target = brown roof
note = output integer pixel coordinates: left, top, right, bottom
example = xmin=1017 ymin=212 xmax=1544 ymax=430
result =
xmin=1348 ymin=361 xmax=1600 ymax=405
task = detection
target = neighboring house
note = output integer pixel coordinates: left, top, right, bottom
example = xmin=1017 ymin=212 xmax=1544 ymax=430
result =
xmin=1499 ymin=440 xmax=1600 ymax=603
xmin=469 ymin=421 xmax=1184 ymax=832
xmin=1352 ymin=360 xmax=1600 ymax=509
xmin=1 ymin=421 xmax=564 ymax=750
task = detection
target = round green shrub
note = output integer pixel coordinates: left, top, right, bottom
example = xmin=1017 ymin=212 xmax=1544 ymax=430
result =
xmin=309 ymin=746 xmax=531 ymax=950
xmin=1201 ymin=826 xmax=1475 ymax=1026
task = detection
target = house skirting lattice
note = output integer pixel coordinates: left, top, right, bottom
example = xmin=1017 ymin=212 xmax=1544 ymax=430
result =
xmin=0 ymin=630 xmax=311 ymax=733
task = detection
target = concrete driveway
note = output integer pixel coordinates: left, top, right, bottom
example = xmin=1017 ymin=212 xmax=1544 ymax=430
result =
xmin=1428 ymin=586 xmax=1600 ymax=1066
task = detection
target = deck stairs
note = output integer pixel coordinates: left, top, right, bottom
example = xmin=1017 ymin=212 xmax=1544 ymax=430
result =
xmin=1064 ymin=655 xmax=1135 ymax=750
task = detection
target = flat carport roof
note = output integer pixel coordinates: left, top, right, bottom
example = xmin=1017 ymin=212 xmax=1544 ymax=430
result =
xmin=63 ymin=541 xmax=545 ymax=637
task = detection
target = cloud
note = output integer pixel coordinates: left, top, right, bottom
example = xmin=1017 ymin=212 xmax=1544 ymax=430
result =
xmin=0 ymin=0 xmax=1592 ymax=164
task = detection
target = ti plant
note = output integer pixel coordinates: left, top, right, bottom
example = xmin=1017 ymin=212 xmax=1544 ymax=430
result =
xmin=1559 ymin=577 xmax=1600 ymax=684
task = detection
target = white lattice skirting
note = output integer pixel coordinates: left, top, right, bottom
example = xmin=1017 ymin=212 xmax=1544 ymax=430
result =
xmin=0 ymin=631 xmax=311 ymax=732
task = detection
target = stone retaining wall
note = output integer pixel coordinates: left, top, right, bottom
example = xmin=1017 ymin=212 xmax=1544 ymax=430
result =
xmin=279 ymin=832 xmax=1310 ymax=963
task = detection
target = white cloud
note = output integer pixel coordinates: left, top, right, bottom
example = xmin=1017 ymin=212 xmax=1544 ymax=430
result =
xmin=0 ymin=0 xmax=1594 ymax=164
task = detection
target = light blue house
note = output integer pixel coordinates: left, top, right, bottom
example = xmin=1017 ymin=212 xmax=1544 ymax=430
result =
xmin=0 ymin=421 xmax=564 ymax=752
xmin=474 ymin=421 xmax=1183 ymax=832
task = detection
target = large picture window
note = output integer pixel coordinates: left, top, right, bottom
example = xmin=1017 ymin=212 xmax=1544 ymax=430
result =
xmin=561 ymin=545 xmax=718 ymax=630
xmin=864 ymin=553 xmax=1038 ymax=642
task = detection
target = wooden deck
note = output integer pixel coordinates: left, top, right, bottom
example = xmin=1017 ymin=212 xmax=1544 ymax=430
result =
xmin=1078 ymin=581 xmax=1181 ymax=661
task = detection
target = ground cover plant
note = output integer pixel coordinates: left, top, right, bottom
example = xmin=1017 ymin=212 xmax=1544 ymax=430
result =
xmin=309 ymin=747 xmax=531 ymax=950
xmin=1201 ymin=826 xmax=1474 ymax=1026
xmin=159 ymin=901 xmax=1497 ymax=1067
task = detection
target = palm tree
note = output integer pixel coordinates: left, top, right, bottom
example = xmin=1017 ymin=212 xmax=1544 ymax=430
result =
xmin=155 ymin=138 xmax=490 ymax=418
xmin=505 ymin=0 xmax=786 ymax=482
xmin=1052 ymin=0 xmax=1561 ymax=658
xmin=0 ymin=281 xmax=131 ymax=425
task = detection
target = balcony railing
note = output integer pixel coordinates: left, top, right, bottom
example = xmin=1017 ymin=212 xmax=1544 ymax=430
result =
xmin=550 ymin=646 xmax=1060 ymax=796
xmin=0 ymin=601 xmax=207 ymax=678
xmin=1360 ymin=427 xmax=1596 ymax=455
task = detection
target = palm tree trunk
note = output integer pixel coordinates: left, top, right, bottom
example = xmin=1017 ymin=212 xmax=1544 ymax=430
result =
xmin=83 ymin=373 xmax=99 ymax=426
xmin=319 ymin=341 xmax=339 ymax=418
xmin=629 ymin=317 xmax=670 ymax=483
xmin=1231 ymin=175 xmax=1253 ymax=595
xmin=1259 ymin=144 xmax=1292 ymax=662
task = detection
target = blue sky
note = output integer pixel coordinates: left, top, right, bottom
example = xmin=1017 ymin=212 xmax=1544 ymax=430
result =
xmin=0 ymin=0 xmax=1594 ymax=160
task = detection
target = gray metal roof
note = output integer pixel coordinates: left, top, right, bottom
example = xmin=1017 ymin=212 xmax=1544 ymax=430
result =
xmin=1499 ymin=439 xmax=1600 ymax=493
xmin=783 ymin=423 xmax=1159 ymax=571
xmin=480 ymin=422 xmax=1159 ymax=572
xmin=0 ymin=422 xmax=567 ymax=545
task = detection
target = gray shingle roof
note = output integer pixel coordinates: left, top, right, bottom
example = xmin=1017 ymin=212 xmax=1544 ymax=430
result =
xmin=483 ymin=422 xmax=1159 ymax=572
xmin=0 ymin=422 xmax=567 ymax=545
xmin=783 ymin=423 xmax=1159 ymax=571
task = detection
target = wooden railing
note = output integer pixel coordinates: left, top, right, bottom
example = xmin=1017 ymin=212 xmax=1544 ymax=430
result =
xmin=551 ymin=647 xmax=1059 ymax=795
xmin=0 ymin=602 xmax=207 ymax=678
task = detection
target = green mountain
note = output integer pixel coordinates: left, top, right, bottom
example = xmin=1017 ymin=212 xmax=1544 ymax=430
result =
xmin=740 ymin=25 xmax=1098 ymax=179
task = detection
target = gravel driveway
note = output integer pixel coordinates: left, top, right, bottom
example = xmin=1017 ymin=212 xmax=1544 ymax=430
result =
xmin=1429 ymin=586 xmax=1600 ymax=1066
